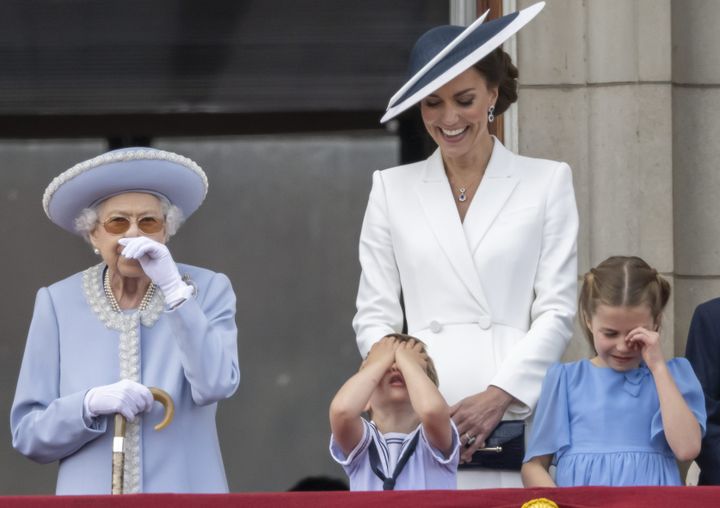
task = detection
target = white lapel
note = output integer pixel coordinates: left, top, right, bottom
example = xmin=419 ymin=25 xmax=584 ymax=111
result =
xmin=416 ymin=149 xmax=490 ymax=311
xmin=463 ymin=138 xmax=519 ymax=255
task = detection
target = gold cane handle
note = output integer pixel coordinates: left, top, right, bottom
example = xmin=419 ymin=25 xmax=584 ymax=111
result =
xmin=149 ymin=387 xmax=174 ymax=431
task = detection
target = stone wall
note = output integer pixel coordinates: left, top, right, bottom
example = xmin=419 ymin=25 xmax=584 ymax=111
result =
xmin=672 ymin=0 xmax=720 ymax=356
xmin=517 ymin=0 xmax=676 ymax=359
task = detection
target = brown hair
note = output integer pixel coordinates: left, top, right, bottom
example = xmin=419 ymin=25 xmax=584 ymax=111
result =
xmin=383 ymin=333 xmax=439 ymax=387
xmin=579 ymin=256 xmax=671 ymax=351
xmin=473 ymin=47 xmax=518 ymax=116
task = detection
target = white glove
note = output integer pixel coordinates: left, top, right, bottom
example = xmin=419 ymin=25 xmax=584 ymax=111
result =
xmin=118 ymin=237 xmax=193 ymax=307
xmin=83 ymin=379 xmax=154 ymax=421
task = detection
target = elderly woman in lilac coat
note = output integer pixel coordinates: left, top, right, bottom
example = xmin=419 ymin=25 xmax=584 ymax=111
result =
xmin=10 ymin=148 xmax=240 ymax=494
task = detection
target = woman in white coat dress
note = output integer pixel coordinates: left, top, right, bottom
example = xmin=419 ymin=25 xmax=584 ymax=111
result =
xmin=353 ymin=3 xmax=578 ymax=488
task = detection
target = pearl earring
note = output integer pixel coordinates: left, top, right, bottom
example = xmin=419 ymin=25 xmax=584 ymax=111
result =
xmin=488 ymin=105 xmax=496 ymax=123
xmin=93 ymin=248 xmax=100 ymax=255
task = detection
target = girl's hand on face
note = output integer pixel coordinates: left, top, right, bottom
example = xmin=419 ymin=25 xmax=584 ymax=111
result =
xmin=626 ymin=326 xmax=665 ymax=370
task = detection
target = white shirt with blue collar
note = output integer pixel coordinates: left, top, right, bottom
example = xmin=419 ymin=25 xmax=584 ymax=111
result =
xmin=330 ymin=418 xmax=460 ymax=491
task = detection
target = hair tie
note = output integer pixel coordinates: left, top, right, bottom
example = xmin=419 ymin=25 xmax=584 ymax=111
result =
xmin=586 ymin=269 xmax=595 ymax=285
xmin=652 ymin=269 xmax=662 ymax=284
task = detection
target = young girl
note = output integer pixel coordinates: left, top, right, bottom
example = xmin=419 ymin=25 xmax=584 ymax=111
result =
xmin=522 ymin=256 xmax=706 ymax=487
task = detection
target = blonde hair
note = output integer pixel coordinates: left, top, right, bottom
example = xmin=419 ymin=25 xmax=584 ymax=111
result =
xmin=579 ymin=256 xmax=671 ymax=352
xmin=382 ymin=333 xmax=439 ymax=387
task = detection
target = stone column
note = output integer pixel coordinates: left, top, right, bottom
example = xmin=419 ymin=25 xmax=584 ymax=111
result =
xmin=516 ymin=0 xmax=674 ymax=359
xmin=672 ymin=0 xmax=720 ymax=355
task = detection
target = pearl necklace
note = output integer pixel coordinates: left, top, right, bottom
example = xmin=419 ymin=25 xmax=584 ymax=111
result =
xmin=103 ymin=268 xmax=156 ymax=313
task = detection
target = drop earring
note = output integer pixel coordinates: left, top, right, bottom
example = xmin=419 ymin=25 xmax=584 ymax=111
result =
xmin=488 ymin=105 xmax=495 ymax=123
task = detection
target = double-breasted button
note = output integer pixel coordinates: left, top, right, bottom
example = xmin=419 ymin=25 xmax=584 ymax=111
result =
xmin=477 ymin=316 xmax=492 ymax=330
xmin=429 ymin=320 xmax=443 ymax=333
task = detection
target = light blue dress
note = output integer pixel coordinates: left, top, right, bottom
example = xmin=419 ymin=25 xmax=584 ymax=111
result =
xmin=524 ymin=358 xmax=706 ymax=486
xmin=10 ymin=263 xmax=240 ymax=494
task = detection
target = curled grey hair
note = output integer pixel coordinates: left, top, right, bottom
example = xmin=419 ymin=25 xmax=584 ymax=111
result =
xmin=74 ymin=194 xmax=184 ymax=242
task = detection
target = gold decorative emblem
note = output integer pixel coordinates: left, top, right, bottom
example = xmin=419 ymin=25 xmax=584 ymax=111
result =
xmin=521 ymin=498 xmax=559 ymax=508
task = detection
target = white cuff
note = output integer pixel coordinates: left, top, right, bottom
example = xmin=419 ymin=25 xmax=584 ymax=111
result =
xmin=164 ymin=282 xmax=194 ymax=309
xmin=83 ymin=388 xmax=97 ymax=422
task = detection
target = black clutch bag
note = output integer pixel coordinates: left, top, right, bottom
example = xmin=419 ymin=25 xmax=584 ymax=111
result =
xmin=458 ymin=420 xmax=525 ymax=471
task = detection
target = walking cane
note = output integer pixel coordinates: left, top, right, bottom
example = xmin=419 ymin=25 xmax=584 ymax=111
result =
xmin=112 ymin=387 xmax=175 ymax=494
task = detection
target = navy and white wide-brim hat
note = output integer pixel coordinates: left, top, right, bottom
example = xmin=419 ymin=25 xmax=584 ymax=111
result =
xmin=43 ymin=147 xmax=209 ymax=234
xmin=380 ymin=1 xmax=545 ymax=123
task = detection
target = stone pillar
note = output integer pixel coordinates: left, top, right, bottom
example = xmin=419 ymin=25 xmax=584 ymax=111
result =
xmin=672 ymin=0 xmax=720 ymax=355
xmin=516 ymin=0 xmax=674 ymax=359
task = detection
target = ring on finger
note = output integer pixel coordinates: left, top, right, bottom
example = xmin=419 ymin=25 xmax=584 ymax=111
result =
xmin=464 ymin=433 xmax=476 ymax=447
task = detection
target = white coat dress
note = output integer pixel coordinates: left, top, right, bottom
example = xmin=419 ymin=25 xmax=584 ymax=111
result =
xmin=353 ymin=137 xmax=578 ymax=488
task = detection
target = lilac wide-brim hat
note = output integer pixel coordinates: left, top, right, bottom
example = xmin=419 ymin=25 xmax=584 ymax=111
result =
xmin=380 ymin=1 xmax=545 ymax=124
xmin=43 ymin=147 xmax=208 ymax=235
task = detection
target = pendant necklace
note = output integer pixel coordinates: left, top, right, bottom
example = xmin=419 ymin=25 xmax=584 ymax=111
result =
xmin=449 ymin=168 xmax=482 ymax=203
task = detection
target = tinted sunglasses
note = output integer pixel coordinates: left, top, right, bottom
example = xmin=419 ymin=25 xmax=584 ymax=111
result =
xmin=102 ymin=216 xmax=165 ymax=235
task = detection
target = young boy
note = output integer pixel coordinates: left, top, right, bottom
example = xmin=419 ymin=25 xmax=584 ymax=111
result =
xmin=329 ymin=334 xmax=459 ymax=490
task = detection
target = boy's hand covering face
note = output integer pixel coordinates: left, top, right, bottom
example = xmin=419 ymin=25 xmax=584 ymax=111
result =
xmin=362 ymin=335 xmax=399 ymax=371
xmin=394 ymin=338 xmax=429 ymax=371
